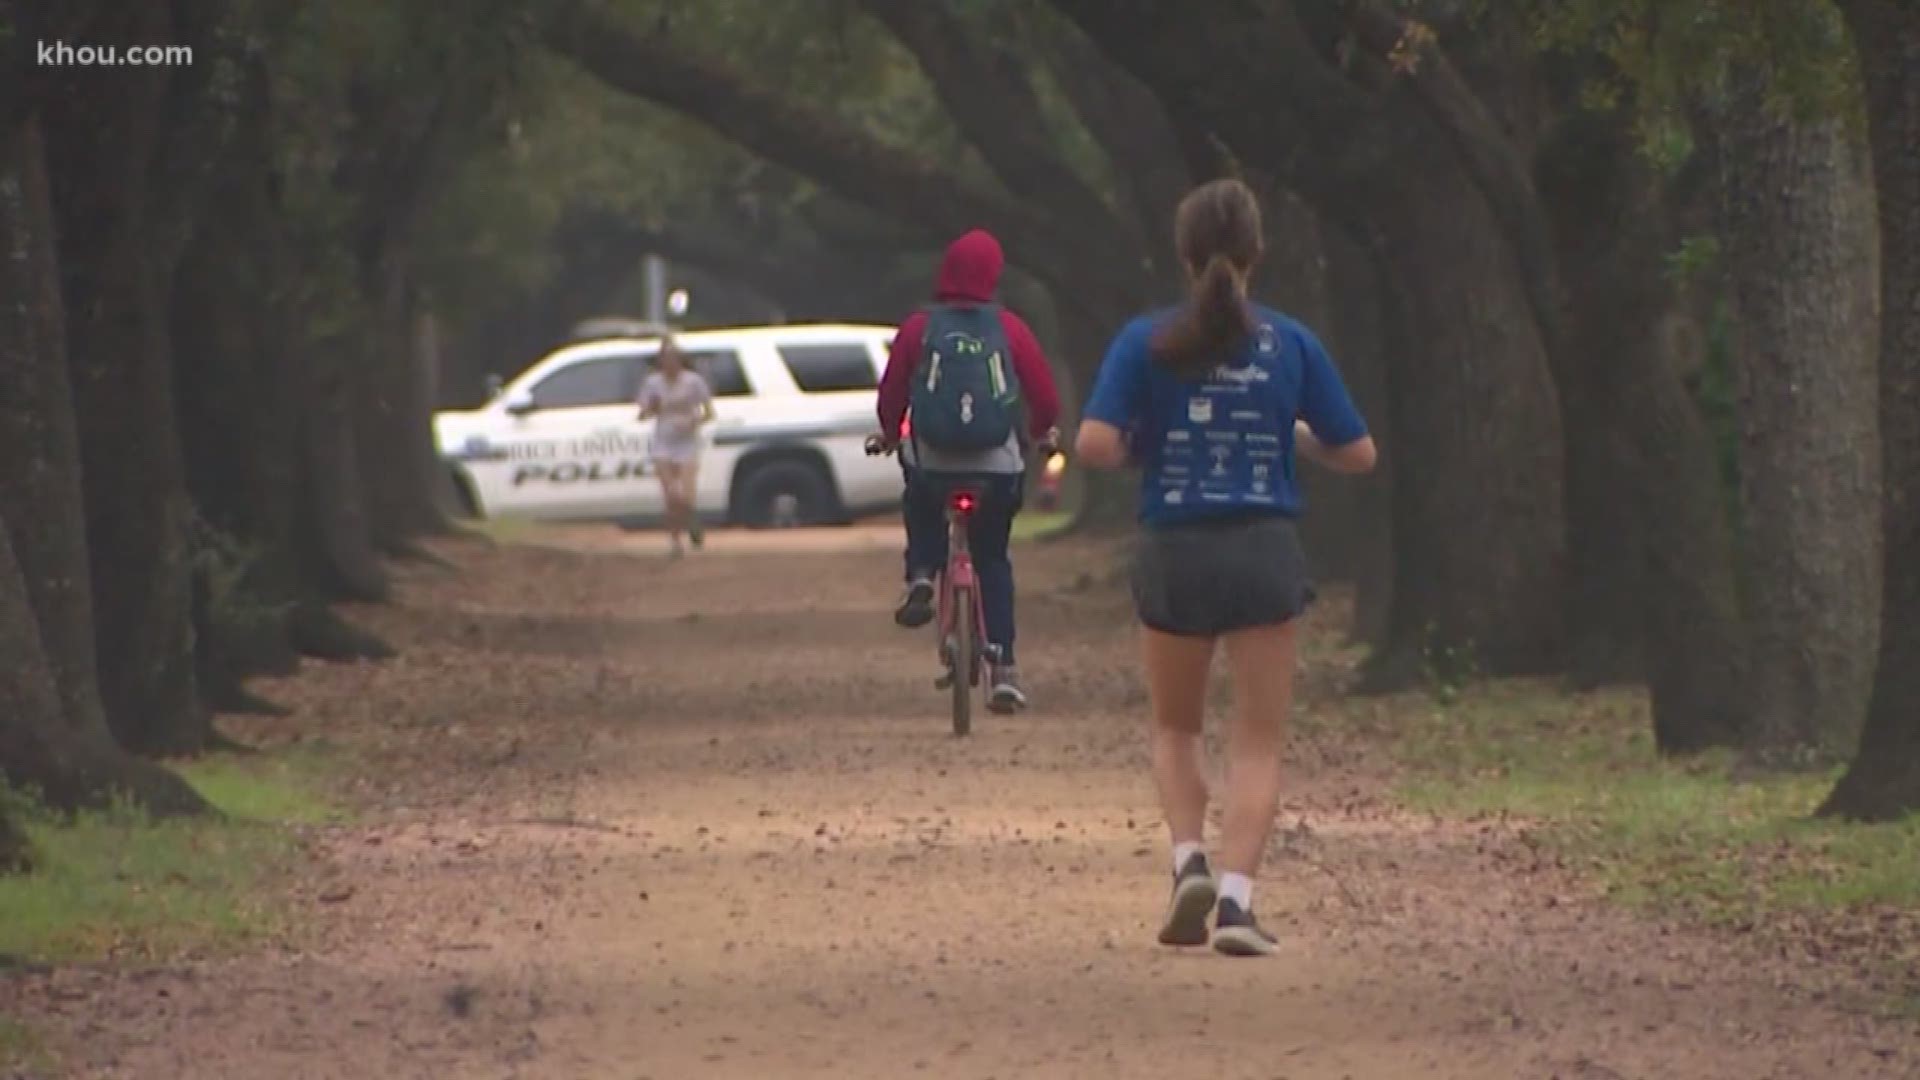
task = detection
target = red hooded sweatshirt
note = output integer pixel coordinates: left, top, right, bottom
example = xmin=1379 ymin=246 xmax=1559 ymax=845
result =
xmin=877 ymin=229 xmax=1060 ymax=444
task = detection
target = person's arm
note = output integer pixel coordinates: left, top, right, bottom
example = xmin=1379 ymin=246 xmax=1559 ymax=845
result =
xmin=877 ymin=315 xmax=925 ymax=444
xmin=636 ymin=377 xmax=660 ymax=421
xmin=1076 ymin=421 xmax=1129 ymax=470
xmin=1002 ymin=312 xmax=1060 ymax=440
xmin=696 ymin=376 xmax=717 ymax=424
xmin=1074 ymin=320 xmax=1149 ymax=471
xmin=1294 ymin=326 xmax=1377 ymax=474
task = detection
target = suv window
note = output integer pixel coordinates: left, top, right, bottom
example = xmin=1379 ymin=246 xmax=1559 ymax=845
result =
xmin=779 ymin=343 xmax=879 ymax=393
xmin=692 ymin=350 xmax=752 ymax=398
xmin=529 ymin=356 xmax=636 ymax=409
xmin=636 ymin=350 xmax=751 ymax=398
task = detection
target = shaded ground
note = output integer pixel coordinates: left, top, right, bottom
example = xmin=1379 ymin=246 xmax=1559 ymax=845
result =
xmin=4 ymin=525 xmax=1917 ymax=1078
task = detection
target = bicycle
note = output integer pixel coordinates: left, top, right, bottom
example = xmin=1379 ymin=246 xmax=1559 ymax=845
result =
xmin=867 ymin=429 xmax=1057 ymax=737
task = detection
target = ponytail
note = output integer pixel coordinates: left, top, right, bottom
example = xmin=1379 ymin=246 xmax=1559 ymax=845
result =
xmin=1150 ymin=254 xmax=1253 ymax=378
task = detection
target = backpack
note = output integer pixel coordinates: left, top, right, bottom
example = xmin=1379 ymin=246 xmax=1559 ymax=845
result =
xmin=909 ymin=303 xmax=1022 ymax=453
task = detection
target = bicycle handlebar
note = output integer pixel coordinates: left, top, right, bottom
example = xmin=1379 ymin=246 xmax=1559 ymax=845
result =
xmin=865 ymin=430 xmax=1062 ymax=459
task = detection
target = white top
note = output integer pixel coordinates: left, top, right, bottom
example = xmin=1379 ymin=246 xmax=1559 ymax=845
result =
xmin=638 ymin=370 xmax=712 ymax=460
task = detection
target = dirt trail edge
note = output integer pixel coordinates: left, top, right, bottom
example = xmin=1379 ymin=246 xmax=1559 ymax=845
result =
xmin=5 ymin=527 xmax=1915 ymax=1079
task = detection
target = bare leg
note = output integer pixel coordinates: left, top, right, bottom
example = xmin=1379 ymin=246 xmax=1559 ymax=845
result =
xmin=656 ymin=463 xmax=685 ymax=549
xmin=1143 ymin=628 xmax=1215 ymax=850
xmin=1216 ymin=621 xmax=1298 ymax=878
xmin=1144 ymin=627 xmax=1218 ymax=947
xmin=680 ymin=459 xmax=704 ymax=543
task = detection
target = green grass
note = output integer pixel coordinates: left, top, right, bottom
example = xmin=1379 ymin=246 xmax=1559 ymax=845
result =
xmin=1364 ymin=681 xmax=1920 ymax=925
xmin=0 ymin=749 xmax=341 ymax=964
xmin=175 ymin=748 xmax=342 ymax=826
xmin=461 ymin=515 xmax=539 ymax=545
xmin=1011 ymin=509 xmax=1071 ymax=542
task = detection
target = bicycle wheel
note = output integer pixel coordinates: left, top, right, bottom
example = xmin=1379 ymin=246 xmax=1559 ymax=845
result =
xmin=949 ymin=584 xmax=973 ymax=737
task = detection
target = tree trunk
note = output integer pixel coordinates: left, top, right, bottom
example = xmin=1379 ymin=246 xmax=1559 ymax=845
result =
xmin=1823 ymin=0 xmax=1920 ymax=819
xmin=174 ymin=213 xmax=303 ymax=683
xmin=354 ymin=244 xmax=453 ymax=552
xmin=1717 ymin=67 xmax=1884 ymax=756
xmin=0 ymin=508 xmax=206 ymax=816
xmin=1322 ymin=226 xmax=1395 ymax=650
xmin=0 ymin=119 xmax=124 ymax=745
xmin=297 ymin=329 xmax=393 ymax=604
xmin=1539 ymin=111 xmax=1664 ymax=689
xmin=1631 ymin=305 xmax=1753 ymax=752
xmin=39 ymin=1 xmax=212 ymax=756
xmin=171 ymin=53 xmax=394 ymax=670
xmin=1 ymin=115 xmax=205 ymax=815
xmin=1537 ymin=109 xmax=1750 ymax=748
xmin=1364 ymin=141 xmax=1566 ymax=684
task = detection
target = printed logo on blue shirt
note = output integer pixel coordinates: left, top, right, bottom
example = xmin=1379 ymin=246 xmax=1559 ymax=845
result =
xmin=1254 ymin=324 xmax=1280 ymax=357
xmin=1209 ymin=362 xmax=1271 ymax=385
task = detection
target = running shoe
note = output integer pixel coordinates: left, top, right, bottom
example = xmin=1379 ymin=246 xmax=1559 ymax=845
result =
xmin=1157 ymin=851 xmax=1217 ymax=947
xmin=1213 ymin=898 xmax=1278 ymax=957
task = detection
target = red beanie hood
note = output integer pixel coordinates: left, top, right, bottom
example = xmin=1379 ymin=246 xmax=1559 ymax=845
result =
xmin=934 ymin=229 xmax=1004 ymax=302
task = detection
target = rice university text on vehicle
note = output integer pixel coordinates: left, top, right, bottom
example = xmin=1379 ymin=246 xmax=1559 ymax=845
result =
xmin=506 ymin=434 xmax=653 ymax=486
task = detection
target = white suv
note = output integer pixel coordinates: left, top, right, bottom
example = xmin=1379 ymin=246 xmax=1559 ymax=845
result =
xmin=434 ymin=324 xmax=901 ymax=527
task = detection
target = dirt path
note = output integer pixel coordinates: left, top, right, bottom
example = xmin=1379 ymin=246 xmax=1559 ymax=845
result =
xmin=6 ymin=527 xmax=1916 ymax=1079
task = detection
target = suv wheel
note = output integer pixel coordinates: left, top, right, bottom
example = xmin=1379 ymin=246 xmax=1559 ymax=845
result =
xmin=735 ymin=460 xmax=837 ymax=529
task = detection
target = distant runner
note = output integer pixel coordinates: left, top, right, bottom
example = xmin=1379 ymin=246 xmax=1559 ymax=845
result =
xmin=636 ymin=338 xmax=715 ymax=558
xmin=1076 ymin=179 xmax=1377 ymax=957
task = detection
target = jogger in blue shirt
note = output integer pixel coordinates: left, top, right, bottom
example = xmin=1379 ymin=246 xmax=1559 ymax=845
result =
xmin=1077 ymin=179 xmax=1377 ymax=957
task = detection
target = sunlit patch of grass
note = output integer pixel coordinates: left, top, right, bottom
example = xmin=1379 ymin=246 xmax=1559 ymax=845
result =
xmin=0 ymin=749 xmax=339 ymax=963
xmin=174 ymin=747 xmax=345 ymax=826
xmin=1012 ymin=510 xmax=1072 ymax=543
xmin=460 ymin=515 xmax=539 ymax=545
xmin=1357 ymin=681 xmax=1920 ymax=924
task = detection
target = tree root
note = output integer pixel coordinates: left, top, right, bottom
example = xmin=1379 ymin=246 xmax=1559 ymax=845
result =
xmin=289 ymin=602 xmax=395 ymax=662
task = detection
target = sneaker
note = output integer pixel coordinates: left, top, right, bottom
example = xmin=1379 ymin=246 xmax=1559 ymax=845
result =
xmin=1157 ymin=852 xmax=1217 ymax=947
xmin=894 ymin=578 xmax=934 ymax=628
xmin=669 ymin=537 xmax=686 ymax=560
xmin=1212 ymin=898 xmax=1278 ymax=957
xmin=688 ymin=522 xmax=705 ymax=549
xmin=988 ymin=663 xmax=1027 ymax=713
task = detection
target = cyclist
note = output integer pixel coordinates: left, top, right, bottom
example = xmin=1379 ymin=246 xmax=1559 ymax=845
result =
xmin=874 ymin=228 xmax=1060 ymax=712
xmin=1075 ymin=179 xmax=1376 ymax=957
xmin=636 ymin=337 xmax=715 ymax=558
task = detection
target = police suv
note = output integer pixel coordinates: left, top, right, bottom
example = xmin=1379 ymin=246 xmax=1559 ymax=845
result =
xmin=435 ymin=324 xmax=902 ymax=528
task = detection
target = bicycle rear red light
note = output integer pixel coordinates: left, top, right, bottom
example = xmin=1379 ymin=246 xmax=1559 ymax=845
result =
xmin=952 ymin=493 xmax=976 ymax=513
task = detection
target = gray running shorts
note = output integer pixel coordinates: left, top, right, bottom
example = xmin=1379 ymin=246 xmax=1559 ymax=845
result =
xmin=1130 ymin=514 xmax=1315 ymax=637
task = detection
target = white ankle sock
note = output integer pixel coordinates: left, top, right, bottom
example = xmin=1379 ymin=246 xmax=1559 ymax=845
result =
xmin=1219 ymin=872 xmax=1253 ymax=909
xmin=1172 ymin=841 xmax=1205 ymax=874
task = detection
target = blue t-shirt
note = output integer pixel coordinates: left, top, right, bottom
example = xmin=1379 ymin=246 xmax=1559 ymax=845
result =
xmin=1082 ymin=306 xmax=1367 ymax=527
